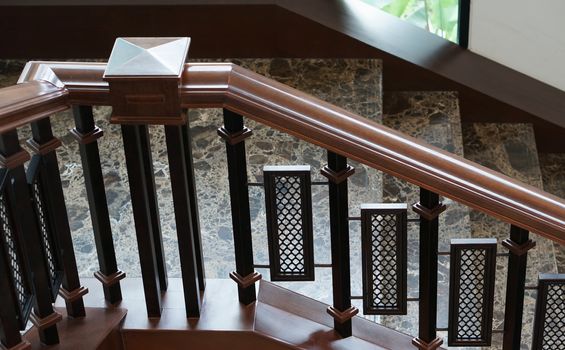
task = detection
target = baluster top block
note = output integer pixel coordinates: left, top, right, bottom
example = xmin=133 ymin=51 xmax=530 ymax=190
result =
xmin=103 ymin=37 xmax=190 ymax=125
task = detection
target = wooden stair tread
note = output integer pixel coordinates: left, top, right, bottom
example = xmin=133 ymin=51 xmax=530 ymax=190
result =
xmin=47 ymin=278 xmax=422 ymax=349
xmin=24 ymin=307 xmax=127 ymax=350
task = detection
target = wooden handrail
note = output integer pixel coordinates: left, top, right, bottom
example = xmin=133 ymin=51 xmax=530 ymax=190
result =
xmin=5 ymin=61 xmax=565 ymax=244
xmin=0 ymin=80 xmax=68 ymax=132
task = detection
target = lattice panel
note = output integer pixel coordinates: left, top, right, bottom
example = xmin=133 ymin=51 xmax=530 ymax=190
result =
xmin=30 ymin=173 xmax=63 ymax=300
xmin=0 ymin=192 xmax=33 ymax=329
xmin=532 ymin=275 xmax=565 ymax=350
xmin=361 ymin=204 xmax=407 ymax=315
xmin=448 ymin=239 xmax=497 ymax=346
xmin=264 ymin=165 xmax=314 ymax=281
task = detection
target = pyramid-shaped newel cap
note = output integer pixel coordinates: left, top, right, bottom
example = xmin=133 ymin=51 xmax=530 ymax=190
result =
xmin=104 ymin=37 xmax=189 ymax=78
xmin=103 ymin=37 xmax=190 ymax=125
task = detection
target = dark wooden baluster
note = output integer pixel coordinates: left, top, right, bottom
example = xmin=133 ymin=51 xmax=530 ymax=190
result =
xmin=501 ymin=225 xmax=535 ymax=350
xmin=71 ymin=106 xmax=124 ymax=304
xmin=0 ymin=254 xmax=28 ymax=349
xmin=0 ymin=171 xmax=32 ymax=349
xmin=321 ymin=151 xmax=357 ymax=337
xmin=138 ymin=124 xmax=168 ymax=291
xmin=121 ymin=125 xmax=162 ymax=317
xmin=164 ymin=121 xmax=201 ymax=317
xmin=219 ymin=109 xmax=260 ymax=305
xmin=412 ymin=188 xmax=446 ymax=350
xmin=181 ymin=119 xmax=206 ymax=290
xmin=0 ymin=130 xmax=61 ymax=345
xmin=29 ymin=118 xmax=87 ymax=318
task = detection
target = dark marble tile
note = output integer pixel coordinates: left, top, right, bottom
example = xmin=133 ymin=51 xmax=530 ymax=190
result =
xmin=539 ymin=153 xmax=565 ymax=273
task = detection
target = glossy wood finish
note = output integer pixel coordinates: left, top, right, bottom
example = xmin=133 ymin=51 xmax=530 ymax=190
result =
xmin=24 ymin=307 xmax=126 ymax=350
xmin=8 ymin=61 xmax=565 ymax=245
xmin=0 ymin=81 xmax=68 ymax=132
xmin=42 ymin=277 xmax=420 ymax=350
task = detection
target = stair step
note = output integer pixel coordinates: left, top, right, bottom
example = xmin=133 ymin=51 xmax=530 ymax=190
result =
xmin=462 ymin=122 xmax=559 ymax=349
xmin=24 ymin=307 xmax=127 ymax=350
xmin=47 ymin=278 xmax=423 ymax=350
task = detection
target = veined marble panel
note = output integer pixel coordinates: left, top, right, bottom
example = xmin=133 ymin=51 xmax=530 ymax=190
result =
xmin=539 ymin=153 xmax=565 ymax=274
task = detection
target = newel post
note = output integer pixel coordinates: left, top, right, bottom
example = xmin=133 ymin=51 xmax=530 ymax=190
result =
xmin=103 ymin=37 xmax=204 ymax=317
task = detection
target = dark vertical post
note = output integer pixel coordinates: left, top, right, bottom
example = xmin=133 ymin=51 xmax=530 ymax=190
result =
xmin=219 ymin=109 xmax=260 ymax=305
xmin=164 ymin=122 xmax=201 ymax=317
xmin=0 ymin=239 xmax=28 ymax=349
xmin=321 ymin=151 xmax=357 ymax=337
xmin=501 ymin=225 xmax=535 ymax=350
xmin=181 ymin=117 xmax=206 ymax=290
xmin=71 ymin=106 xmax=124 ymax=304
xmin=138 ymin=125 xmax=168 ymax=291
xmin=458 ymin=0 xmax=471 ymax=48
xmin=0 ymin=130 xmax=61 ymax=345
xmin=412 ymin=188 xmax=446 ymax=350
xmin=29 ymin=118 xmax=87 ymax=318
xmin=121 ymin=125 xmax=162 ymax=317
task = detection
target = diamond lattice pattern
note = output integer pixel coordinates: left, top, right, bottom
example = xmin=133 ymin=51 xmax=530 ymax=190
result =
xmin=274 ymin=175 xmax=306 ymax=275
xmin=32 ymin=180 xmax=58 ymax=289
xmin=369 ymin=213 xmax=399 ymax=309
xmin=541 ymin=282 xmax=565 ymax=349
xmin=455 ymin=249 xmax=487 ymax=341
xmin=0 ymin=193 xmax=30 ymax=316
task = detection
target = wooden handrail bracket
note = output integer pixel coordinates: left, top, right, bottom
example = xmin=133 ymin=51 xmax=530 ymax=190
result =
xmin=1 ymin=60 xmax=562 ymax=244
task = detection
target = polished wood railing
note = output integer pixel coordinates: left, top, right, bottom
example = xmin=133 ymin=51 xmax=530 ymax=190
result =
xmin=12 ymin=60 xmax=565 ymax=242
xmin=0 ymin=42 xmax=563 ymax=350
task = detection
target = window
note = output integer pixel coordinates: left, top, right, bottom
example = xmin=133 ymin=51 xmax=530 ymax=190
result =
xmin=360 ymin=0 xmax=459 ymax=43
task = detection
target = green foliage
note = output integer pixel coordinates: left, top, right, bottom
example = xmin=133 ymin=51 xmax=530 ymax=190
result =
xmin=360 ymin=0 xmax=459 ymax=43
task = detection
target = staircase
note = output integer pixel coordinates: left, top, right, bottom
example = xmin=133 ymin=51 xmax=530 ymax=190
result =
xmin=0 ymin=48 xmax=563 ymax=350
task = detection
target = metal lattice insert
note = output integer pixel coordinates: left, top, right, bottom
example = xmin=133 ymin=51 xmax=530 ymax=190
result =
xmin=0 ymin=192 xmax=33 ymax=329
xmin=448 ymin=238 xmax=497 ymax=346
xmin=264 ymin=165 xmax=314 ymax=281
xmin=533 ymin=274 xmax=565 ymax=350
xmin=361 ymin=203 xmax=407 ymax=315
xmin=30 ymin=173 xmax=62 ymax=300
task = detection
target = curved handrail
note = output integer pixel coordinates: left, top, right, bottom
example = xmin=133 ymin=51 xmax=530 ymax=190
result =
xmin=4 ymin=61 xmax=565 ymax=244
